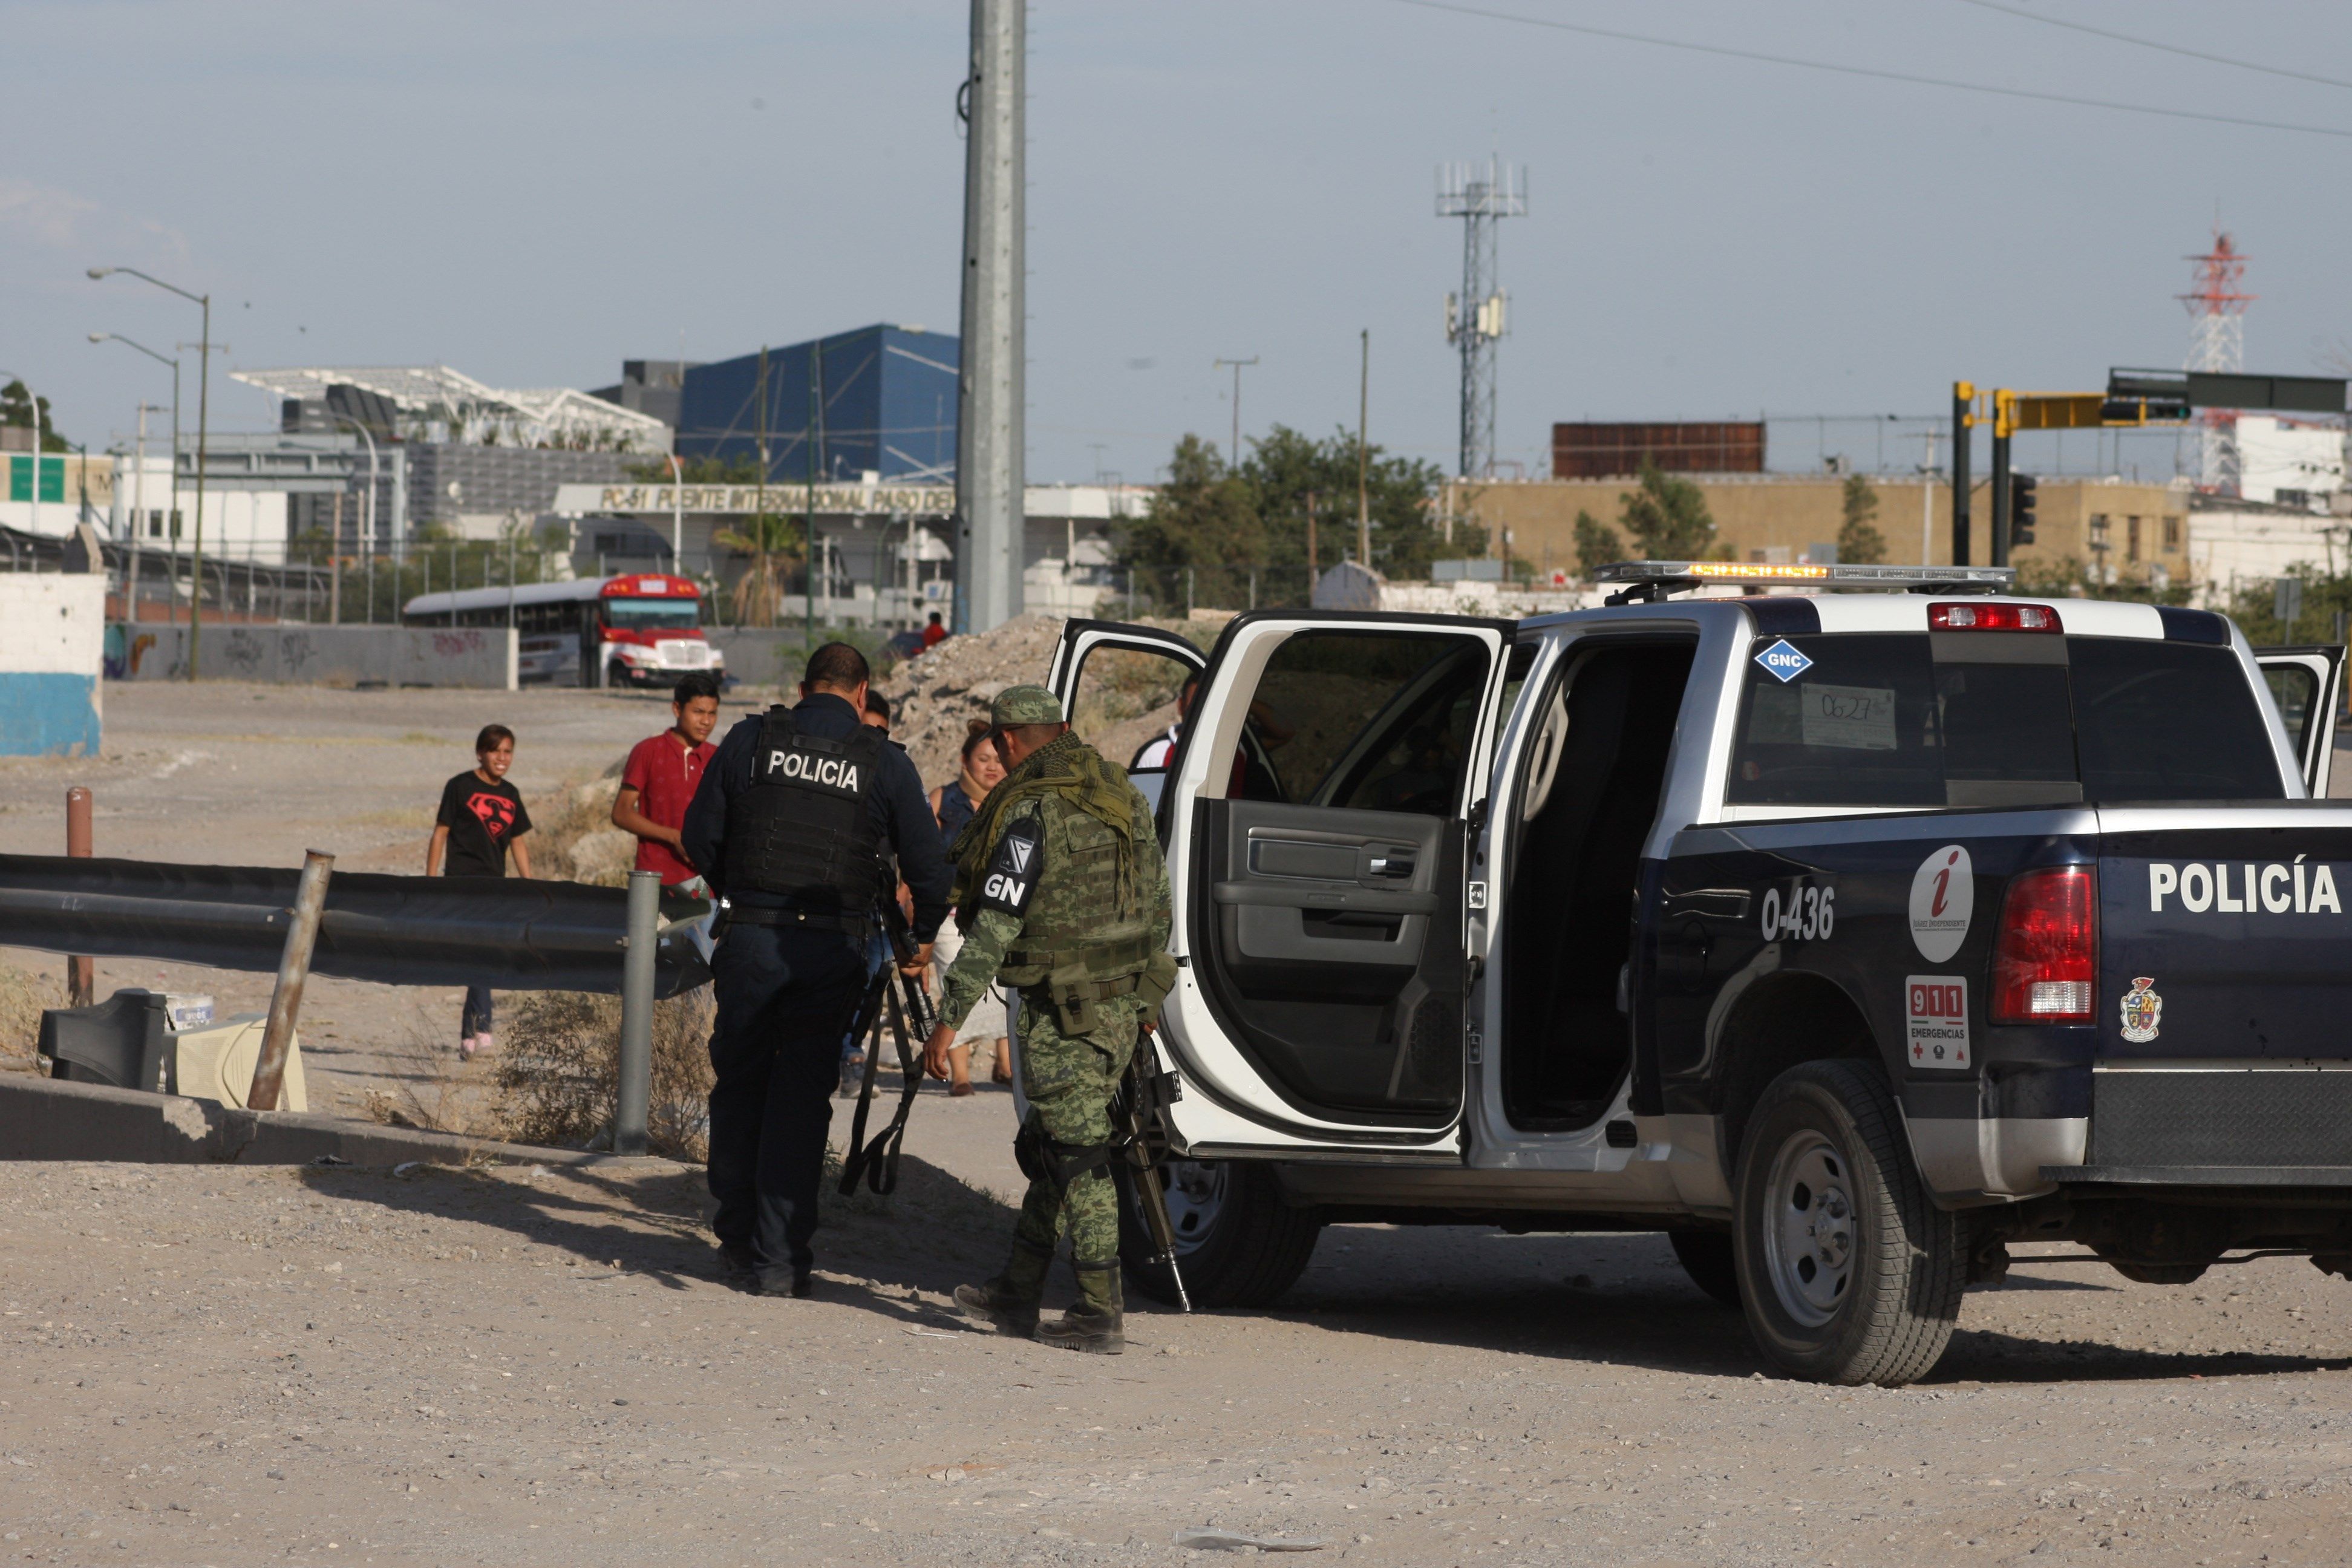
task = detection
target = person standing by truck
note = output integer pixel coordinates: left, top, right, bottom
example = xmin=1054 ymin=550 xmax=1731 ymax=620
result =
xmin=426 ymin=723 xmax=535 ymax=1060
xmin=611 ymin=673 xmax=722 ymax=887
xmin=926 ymin=685 xmax=1176 ymax=1354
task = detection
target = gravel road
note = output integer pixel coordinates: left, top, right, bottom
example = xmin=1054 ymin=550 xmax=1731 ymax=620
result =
xmin=7 ymin=1146 xmax=2352 ymax=1568
xmin=9 ymin=684 xmax=2352 ymax=1567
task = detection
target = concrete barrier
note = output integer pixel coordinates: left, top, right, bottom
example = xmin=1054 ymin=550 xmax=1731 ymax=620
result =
xmin=111 ymin=623 xmax=518 ymax=688
xmin=0 ymin=575 xmax=105 ymax=756
xmin=0 ymin=1071 xmax=612 ymax=1168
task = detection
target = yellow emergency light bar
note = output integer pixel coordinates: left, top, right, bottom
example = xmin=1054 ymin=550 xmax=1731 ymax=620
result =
xmin=1593 ymin=560 xmax=2015 ymax=603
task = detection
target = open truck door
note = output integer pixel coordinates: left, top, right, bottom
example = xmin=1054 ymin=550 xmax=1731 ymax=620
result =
xmin=2256 ymin=645 xmax=2345 ymax=795
xmin=1045 ymin=619 xmax=1209 ymax=817
xmin=1148 ymin=610 xmax=1516 ymax=1162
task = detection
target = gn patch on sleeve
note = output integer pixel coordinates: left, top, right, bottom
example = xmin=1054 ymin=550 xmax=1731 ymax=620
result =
xmin=978 ymin=816 xmax=1044 ymax=916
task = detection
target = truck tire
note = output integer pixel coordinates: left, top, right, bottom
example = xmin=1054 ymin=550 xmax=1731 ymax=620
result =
xmin=1731 ymin=1059 xmax=1963 ymax=1386
xmin=1116 ymin=1158 xmax=1322 ymax=1310
xmin=1668 ymin=1229 xmax=1741 ymax=1308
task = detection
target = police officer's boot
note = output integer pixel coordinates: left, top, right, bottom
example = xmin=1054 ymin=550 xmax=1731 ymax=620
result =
xmin=953 ymin=1239 xmax=1048 ymax=1338
xmin=1036 ymin=1261 xmax=1124 ymax=1355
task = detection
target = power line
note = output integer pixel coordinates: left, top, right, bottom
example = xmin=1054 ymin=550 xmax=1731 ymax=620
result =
xmin=1389 ymin=0 xmax=2352 ymax=140
xmin=1953 ymin=0 xmax=2352 ymax=94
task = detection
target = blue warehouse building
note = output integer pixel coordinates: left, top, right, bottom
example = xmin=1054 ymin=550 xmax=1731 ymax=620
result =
xmin=675 ymin=324 xmax=958 ymax=483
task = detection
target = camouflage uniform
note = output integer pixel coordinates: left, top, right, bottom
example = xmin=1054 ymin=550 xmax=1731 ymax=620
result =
xmin=939 ymin=686 xmax=1174 ymax=1349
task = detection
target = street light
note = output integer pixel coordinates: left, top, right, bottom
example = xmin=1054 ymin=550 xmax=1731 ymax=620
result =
xmin=91 ymin=266 xmax=211 ymax=680
xmin=324 ymin=411 xmax=380 ymax=579
xmin=89 ymin=333 xmax=181 ymax=626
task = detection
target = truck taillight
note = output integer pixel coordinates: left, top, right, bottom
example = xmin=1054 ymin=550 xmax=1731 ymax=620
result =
xmin=1991 ymin=866 xmax=2096 ymax=1024
xmin=1929 ymin=601 xmax=2063 ymax=632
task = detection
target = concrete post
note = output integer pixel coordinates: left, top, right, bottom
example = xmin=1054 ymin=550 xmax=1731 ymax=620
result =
xmin=247 ymin=850 xmax=333 ymax=1112
xmin=615 ymin=869 xmax=658 ymax=1156
xmin=65 ymin=788 xmax=93 ymax=1007
xmin=953 ymin=0 xmax=1025 ymax=633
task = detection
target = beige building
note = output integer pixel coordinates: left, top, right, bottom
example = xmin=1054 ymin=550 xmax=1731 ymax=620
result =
xmin=1442 ymin=474 xmax=2193 ymax=589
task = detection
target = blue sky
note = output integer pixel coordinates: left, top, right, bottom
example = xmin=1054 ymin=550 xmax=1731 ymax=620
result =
xmin=10 ymin=1 xmax=2350 ymax=483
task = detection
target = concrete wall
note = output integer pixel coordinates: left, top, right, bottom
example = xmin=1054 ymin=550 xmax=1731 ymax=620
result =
xmin=0 ymin=574 xmax=104 ymax=756
xmin=111 ymin=623 xmax=517 ymax=688
xmin=1449 ymin=475 xmax=2194 ymax=588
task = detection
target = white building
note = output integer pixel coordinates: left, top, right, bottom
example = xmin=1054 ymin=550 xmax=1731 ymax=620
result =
xmin=103 ymin=453 xmax=290 ymax=566
xmin=2186 ymin=500 xmax=2351 ymax=609
xmin=2235 ymin=416 xmax=2345 ymax=509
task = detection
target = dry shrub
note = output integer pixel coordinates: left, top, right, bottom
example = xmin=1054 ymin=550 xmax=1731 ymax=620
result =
xmin=531 ymin=776 xmax=635 ymax=886
xmin=492 ymin=986 xmax=716 ymax=1160
xmin=0 ymin=964 xmax=57 ymax=1062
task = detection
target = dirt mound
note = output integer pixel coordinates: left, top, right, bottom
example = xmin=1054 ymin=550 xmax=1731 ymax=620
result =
xmin=878 ymin=614 xmax=1218 ymax=789
xmin=878 ymin=615 xmax=1068 ymax=789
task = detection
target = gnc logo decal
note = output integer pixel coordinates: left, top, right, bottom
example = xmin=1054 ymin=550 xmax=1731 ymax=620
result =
xmin=1909 ymin=844 xmax=1973 ymax=962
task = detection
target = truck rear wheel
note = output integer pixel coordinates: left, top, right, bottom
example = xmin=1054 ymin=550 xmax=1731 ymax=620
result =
xmin=1732 ymin=1059 xmax=1963 ymax=1386
xmin=1117 ymin=1158 xmax=1322 ymax=1310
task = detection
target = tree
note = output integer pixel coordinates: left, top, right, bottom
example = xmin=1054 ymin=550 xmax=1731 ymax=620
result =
xmin=624 ymin=452 xmax=764 ymax=483
xmin=1121 ymin=434 xmax=1265 ymax=571
xmin=1837 ymin=473 xmax=1887 ymax=565
xmin=1 ymin=380 xmax=65 ymax=453
xmin=1241 ymin=424 xmax=1481 ymax=580
xmin=1616 ymin=462 xmax=1719 ymax=558
xmin=712 ymin=512 xmax=808 ymax=627
xmin=1573 ymin=510 xmax=1624 ymax=576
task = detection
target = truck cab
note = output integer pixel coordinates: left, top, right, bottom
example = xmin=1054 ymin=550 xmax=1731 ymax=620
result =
xmin=1049 ymin=561 xmax=2352 ymax=1386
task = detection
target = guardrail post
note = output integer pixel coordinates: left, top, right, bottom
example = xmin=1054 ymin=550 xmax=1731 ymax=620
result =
xmin=247 ymin=849 xmax=333 ymax=1112
xmin=65 ymin=788 xmax=93 ymax=1007
xmin=615 ymin=868 xmax=658 ymax=1155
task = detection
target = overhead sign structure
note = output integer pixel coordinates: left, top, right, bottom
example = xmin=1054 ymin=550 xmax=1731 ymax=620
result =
xmin=552 ymin=482 xmax=955 ymax=518
xmin=2109 ymin=368 xmax=2348 ymax=418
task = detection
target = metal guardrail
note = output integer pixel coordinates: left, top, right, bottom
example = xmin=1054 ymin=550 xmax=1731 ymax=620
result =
xmin=0 ymin=854 xmax=710 ymax=997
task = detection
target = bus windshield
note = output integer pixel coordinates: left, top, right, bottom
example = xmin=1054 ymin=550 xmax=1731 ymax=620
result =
xmin=604 ymin=598 xmax=701 ymax=631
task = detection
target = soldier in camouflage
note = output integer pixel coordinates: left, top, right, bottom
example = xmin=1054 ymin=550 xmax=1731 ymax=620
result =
xmin=923 ymin=684 xmax=1177 ymax=1354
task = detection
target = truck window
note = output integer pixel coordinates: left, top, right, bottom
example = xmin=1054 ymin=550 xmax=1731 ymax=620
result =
xmin=1728 ymin=634 xmax=2284 ymax=808
xmin=1235 ymin=630 xmax=1491 ymax=813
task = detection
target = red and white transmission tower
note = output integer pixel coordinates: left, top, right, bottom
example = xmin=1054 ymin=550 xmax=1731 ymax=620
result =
xmin=2180 ymin=229 xmax=2254 ymax=494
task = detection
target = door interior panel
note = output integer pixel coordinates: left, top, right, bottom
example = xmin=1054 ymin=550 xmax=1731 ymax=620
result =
xmin=1194 ymin=797 xmax=1465 ymax=1119
xmin=1502 ymin=641 xmax=1696 ymax=1130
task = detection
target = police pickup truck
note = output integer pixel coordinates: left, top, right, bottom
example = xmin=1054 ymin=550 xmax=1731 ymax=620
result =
xmin=1042 ymin=562 xmax=2351 ymax=1387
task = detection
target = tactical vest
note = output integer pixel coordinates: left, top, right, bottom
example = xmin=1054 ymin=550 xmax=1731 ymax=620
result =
xmin=993 ymin=795 xmax=1157 ymax=993
xmin=720 ymin=705 xmax=886 ymax=915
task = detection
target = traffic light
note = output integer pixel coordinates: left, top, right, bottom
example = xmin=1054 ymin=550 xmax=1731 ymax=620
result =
xmin=2011 ymin=474 xmax=2038 ymax=548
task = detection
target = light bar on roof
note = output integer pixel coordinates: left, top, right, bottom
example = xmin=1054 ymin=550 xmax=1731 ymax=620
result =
xmin=1592 ymin=560 xmax=2016 ymax=591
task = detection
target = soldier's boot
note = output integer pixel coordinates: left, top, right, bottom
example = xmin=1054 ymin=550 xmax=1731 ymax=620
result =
xmin=953 ymin=1238 xmax=1050 ymax=1337
xmin=1036 ymin=1261 xmax=1124 ymax=1355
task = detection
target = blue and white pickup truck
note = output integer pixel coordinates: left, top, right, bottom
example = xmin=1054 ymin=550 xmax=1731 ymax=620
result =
xmin=1044 ymin=561 xmax=2351 ymax=1386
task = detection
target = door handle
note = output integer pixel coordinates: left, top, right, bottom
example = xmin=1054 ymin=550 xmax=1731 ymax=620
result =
xmin=1367 ymin=856 xmax=1416 ymax=880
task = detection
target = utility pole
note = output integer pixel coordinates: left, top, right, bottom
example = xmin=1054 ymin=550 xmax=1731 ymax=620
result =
xmin=806 ymin=339 xmax=823 ymax=645
xmin=1305 ymin=490 xmax=1319 ymax=585
xmin=1356 ymin=330 xmax=1371 ymax=567
xmin=953 ymin=0 xmax=1024 ymax=633
xmin=1213 ymin=356 xmax=1258 ymax=471
xmin=754 ymin=346 xmax=769 ymax=630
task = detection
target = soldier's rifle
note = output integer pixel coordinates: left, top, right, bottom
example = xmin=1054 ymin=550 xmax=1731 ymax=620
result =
xmin=1111 ymin=1040 xmax=1193 ymax=1313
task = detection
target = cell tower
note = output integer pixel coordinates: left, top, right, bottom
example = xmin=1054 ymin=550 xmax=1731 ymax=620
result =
xmin=1438 ymin=157 xmax=1526 ymax=480
xmin=2180 ymin=229 xmax=2254 ymax=494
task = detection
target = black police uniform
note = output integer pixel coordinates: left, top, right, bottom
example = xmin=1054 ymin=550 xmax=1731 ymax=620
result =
xmin=681 ymin=691 xmax=950 ymax=1291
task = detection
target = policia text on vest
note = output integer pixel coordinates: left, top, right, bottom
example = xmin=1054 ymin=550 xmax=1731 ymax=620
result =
xmin=681 ymin=646 xmax=950 ymax=1298
xmin=927 ymin=684 xmax=1178 ymax=1355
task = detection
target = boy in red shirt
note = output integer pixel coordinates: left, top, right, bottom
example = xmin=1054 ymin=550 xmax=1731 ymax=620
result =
xmin=613 ymin=673 xmax=723 ymax=887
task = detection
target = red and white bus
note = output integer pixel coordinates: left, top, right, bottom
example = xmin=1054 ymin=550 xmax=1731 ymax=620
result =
xmin=402 ymin=573 xmax=725 ymax=688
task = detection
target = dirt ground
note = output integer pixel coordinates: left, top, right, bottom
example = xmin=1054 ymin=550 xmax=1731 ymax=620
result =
xmin=8 ymin=684 xmax=2352 ymax=1566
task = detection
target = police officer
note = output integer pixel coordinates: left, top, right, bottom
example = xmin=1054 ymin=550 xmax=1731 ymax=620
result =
xmin=924 ymin=685 xmax=1175 ymax=1354
xmin=684 ymin=641 xmax=950 ymax=1296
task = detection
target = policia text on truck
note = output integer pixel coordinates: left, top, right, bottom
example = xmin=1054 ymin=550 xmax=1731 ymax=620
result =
xmin=1047 ymin=563 xmax=2352 ymax=1385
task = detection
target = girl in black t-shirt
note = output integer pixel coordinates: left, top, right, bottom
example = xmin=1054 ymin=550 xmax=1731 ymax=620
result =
xmin=427 ymin=724 xmax=534 ymax=1060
